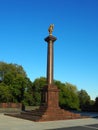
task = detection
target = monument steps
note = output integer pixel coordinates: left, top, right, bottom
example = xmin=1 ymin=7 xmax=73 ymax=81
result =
xmin=17 ymin=106 xmax=81 ymax=121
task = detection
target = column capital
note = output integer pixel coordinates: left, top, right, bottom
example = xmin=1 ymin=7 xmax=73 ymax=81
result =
xmin=44 ymin=35 xmax=57 ymax=43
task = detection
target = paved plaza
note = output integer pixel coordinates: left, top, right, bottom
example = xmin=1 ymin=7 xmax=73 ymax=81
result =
xmin=0 ymin=113 xmax=98 ymax=130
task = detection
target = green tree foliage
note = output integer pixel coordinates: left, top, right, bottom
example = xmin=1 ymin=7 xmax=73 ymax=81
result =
xmin=0 ymin=62 xmax=92 ymax=111
xmin=23 ymin=78 xmax=34 ymax=106
xmin=78 ymin=89 xmax=91 ymax=110
xmin=0 ymin=82 xmax=12 ymax=103
xmin=55 ymin=81 xmax=79 ymax=110
xmin=64 ymin=83 xmax=80 ymax=110
xmin=32 ymin=77 xmax=46 ymax=105
xmin=94 ymin=97 xmax=98 ymax=111
xmin=0 ymin=62 xmax=33 ymax=104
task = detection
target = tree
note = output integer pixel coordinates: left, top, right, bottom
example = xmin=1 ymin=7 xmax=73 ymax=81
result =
xmin=0 ymin=62 xmax=33 ymax=105
xmin=63 ymin=82 xmax=79 ymax=110
xmin=78 ymin=89 xmax=91 ymax=110
xmin=0 ymin=82 xmax=12 ymax=103
xmin=55 ymin=81 xmax=80 ymax=110
xmin=32 ymin=77 xmax=46 ymax=105
xmin=94 ymin=97 xmax=98 ymax=111
xmin=23 ymin=78 xmax=34 ymax=106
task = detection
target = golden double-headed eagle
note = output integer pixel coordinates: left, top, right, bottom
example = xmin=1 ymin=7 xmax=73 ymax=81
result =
xmin=48 ymin=24 xmax=54 ymax=35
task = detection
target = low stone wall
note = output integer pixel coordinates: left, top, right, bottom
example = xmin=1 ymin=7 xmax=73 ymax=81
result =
xmin=0 ymin=103 xmax=22 ymax=113
xmin=0 ymin=103 xmax=21 ymax=108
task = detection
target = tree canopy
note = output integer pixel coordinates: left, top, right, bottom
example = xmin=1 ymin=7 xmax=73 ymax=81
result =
xmin=0 ymin=62 xmax=33 ymax=104
xmin=78 ymin=89 xmax=91 ymax=110
xmin=0 ymin=61 xmax=97 ymax=111
xmin=55 ymin=81 xmax=79 ymax=110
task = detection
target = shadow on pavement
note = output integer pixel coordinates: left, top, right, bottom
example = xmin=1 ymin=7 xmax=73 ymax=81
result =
xmin=46 ymin=126 xmax=91 ymax=130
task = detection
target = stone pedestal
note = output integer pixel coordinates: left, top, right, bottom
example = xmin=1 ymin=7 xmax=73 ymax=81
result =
xmin=41 ymin=84 xmax=59 ymax=108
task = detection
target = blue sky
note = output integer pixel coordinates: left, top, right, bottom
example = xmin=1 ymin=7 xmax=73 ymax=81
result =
xmin=0 ymin=0 xmax=98 ymax=100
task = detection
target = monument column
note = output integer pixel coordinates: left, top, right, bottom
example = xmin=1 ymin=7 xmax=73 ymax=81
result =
xmin=45 ymin=35 xmax=57 ymax=85
xmin=41 ymin=24 xmax=59 ymax=108
xmin=16 ymin=24 xmax=81 ymax=121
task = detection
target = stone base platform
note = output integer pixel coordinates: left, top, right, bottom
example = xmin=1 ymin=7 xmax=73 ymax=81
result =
xmin=5 ymin=106 xmax=83 ymax=122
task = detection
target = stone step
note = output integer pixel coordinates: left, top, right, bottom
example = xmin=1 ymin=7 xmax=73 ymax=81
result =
xmin=5 ymin=107 xmax=82 ymax=122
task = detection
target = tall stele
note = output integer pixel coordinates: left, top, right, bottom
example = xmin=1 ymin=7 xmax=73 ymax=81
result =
xmin=45 ymin=24 xmax=57 ymax=85
xmin=8 ymin=24 xmax=81 ymax=121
